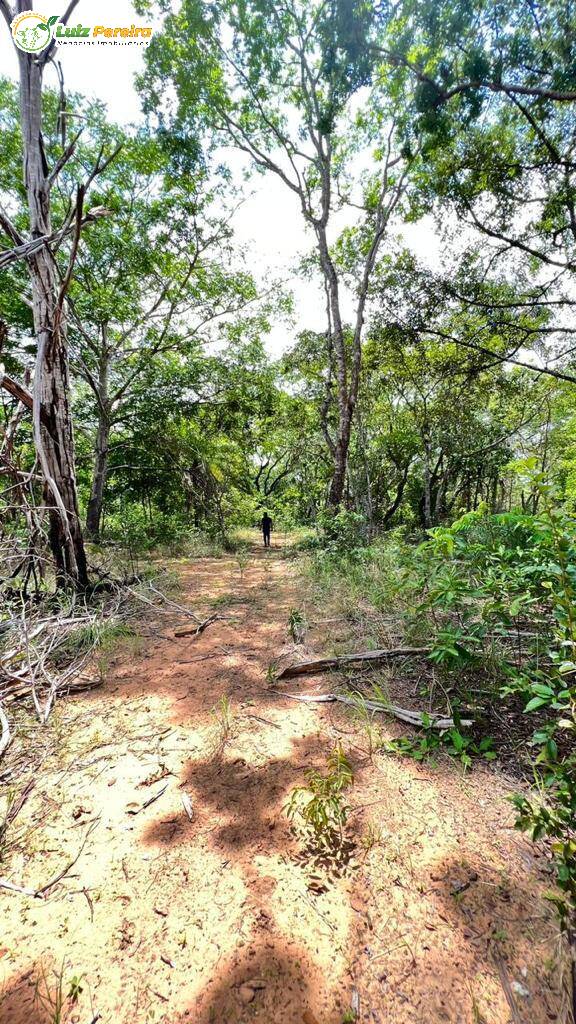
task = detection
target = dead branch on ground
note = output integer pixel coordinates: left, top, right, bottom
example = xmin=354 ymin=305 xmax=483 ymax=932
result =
xmin=277 ymin=647 xmax=432 ymax=679
xmin=174 ymin=613 xmax=219 ymax=638
xmin=281 ymin=691 xmax=472 ymax=729
xmin=0 ymin=701 xmax=11 ymax=758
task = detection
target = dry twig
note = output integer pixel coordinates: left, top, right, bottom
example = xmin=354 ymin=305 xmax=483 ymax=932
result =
xmin=174 ymin=613 xmax=219 ymax=639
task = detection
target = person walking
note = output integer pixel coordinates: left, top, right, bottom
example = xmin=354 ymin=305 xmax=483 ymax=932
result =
xmin=261 ymin=512 xmax=273 ymax=548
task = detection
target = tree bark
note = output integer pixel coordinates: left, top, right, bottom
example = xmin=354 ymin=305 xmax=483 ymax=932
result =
xmin=422 ymin=443 xmax=432 ymax=530
xmin=86 ymin=414 xmax=110 ymax=540
xmin=16 ymin=19 xmax=88 ymax=589
xmin=316 ymin=225 xmax=353 ymax=507
xmin=86 ymin=354 xmax=111 ymax=540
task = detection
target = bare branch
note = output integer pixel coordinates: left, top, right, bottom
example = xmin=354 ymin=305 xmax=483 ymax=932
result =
xmin=424 ymin=326 xmax=576 ymax=385
xmin=39 ymin=0 xmax=81 ymax=66
xmin=0 ymin=703 xmax=11 ymax=760
xmin=47 ymin=127 xmax=84 ymax=186
xmin=0 ymin=205 xmax=25 ymax=248
xmin=0 ymin=1 xmax=14 ymax=32
xmin=1 ymin=372 xmax=33 ymax=409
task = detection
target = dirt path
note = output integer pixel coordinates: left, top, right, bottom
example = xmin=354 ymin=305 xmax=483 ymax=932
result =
xmin=0 ymin=544 xmax=568 ymax=1024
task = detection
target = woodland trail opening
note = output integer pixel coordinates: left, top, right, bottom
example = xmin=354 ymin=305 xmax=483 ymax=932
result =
xmin=0 ymin=543 xmax=567 ymax=1024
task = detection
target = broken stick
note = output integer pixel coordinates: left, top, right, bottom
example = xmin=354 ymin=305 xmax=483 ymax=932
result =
xmin=276 ymin=646 xmax=432 ymax=679
xmin=181 ymin=792 xmax=194 ymax=821
xmin=281 ymin=692 xmax=472 ymax=730
xmin=0 ymin=818 xmax=99 ymax=899
xmin=174 ymin=614 xmax=219 ymax=639
xmin=127 ymin=783 xmax=168 ymax=815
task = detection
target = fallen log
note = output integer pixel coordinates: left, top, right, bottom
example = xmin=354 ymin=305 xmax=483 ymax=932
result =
xmin=174 ymin=614 xmax=219 ymax=639
xmin=281 ymin=692 xmax=472 ymax=730
xmin=60 ymin=676 xmax=105 ymax=697
xmin=277 ymin=646 xmax=431 ymax=679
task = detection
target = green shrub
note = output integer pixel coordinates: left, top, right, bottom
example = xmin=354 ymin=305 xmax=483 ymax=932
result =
xmin=102 ymin=506 xmax=219 ymax=557
xmin=317 ymin=508 xmax=368 ymax=554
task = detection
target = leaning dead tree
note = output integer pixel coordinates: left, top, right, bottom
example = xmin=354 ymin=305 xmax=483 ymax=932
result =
xmin=0 ymin=0 xmax=118 ymax=589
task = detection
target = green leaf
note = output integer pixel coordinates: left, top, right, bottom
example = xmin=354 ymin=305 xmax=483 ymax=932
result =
xmin=524 ymin=696 xmax=549 ymax=713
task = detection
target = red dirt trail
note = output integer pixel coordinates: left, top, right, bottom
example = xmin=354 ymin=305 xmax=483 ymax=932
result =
xmin=0 ymin=543 xmax=568 ymax=1024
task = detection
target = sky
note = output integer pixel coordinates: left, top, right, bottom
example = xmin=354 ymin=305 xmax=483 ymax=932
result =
xmin=0 ymin=0 xmax=443 ymax=355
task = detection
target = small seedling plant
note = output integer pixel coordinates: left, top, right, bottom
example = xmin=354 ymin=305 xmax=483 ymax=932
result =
xmin=33 ymin=960 xmax=85 ymax=1024
xmin=285 ymin=743 xmax=353 ymax=853
xmin=288 ymin=607 xmax=307 ymax=643
xmin=385 ymin=720 xmax=496 ymax=769
xmin=349 ymin=688 xmax=386 ymax=757
xmin=209 ymin=695 xmax=234 ymax=754
xmin=235 ymin=548 xmax=250 ymax=581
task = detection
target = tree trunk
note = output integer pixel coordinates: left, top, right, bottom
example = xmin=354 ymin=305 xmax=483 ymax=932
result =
xmin=422 ymin=446 xmax=432 ymax=530
xmin=86 ymin=354 xmax=111 ymax=540
xmin=328 ymin=429 xmax=351 ymax=506
xmin=382 ymin=462 xmax=411 ymax=527
xmin=17 ymin=27 xmax=88 ymax=589
xmin=86 ymin=414 xmax=110 ymax=540
xmin=38 ymin=338 xmax=88 ymax=586
xmin=433 ymin=466 xmax=448 ymax=522
xmin=356 ymin=411 xmax=374 ymax=532
xmin=315 ymin=227 xmax=357 ymax=508
xmin=490 ymin=474 xmax=498 ymax=513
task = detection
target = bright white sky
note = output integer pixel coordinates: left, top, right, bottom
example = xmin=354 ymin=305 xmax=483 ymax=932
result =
xmin=0 ymin=0 xmax=443 ymax=354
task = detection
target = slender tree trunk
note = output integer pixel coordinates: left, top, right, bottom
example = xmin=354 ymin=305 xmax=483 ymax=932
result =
xmin=421 ymin=424 xmax=433 ymax=530
xmin=490 ymin=474 xmax=498 ymax=513
xmin=382 ymin=462 xmax=411 ymax=527
xmin=86 ymin=415 xmax=110 ymax=540
xmin=86 ymin=354 xmax=111 ymax=540
xmin=472 ymin=471 xmax=481 ymax=510
xmin=316 ymin=226 xmax=356 ymax=507
xmin=16 ymin=26 xmax=88 ymax=589
xmin=356 ymin=411 xmax=374 ymax=531
xmin=434 ymin=466 xmax=448 ymax=522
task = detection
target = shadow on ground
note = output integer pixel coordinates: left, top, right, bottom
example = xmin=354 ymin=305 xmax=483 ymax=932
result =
xmin=0 ymin=544 xmax=568 ymax=1024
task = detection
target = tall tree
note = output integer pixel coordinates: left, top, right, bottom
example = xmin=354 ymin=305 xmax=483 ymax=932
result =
xmin=0 ymin=3 xmax=116 ymax=587
xmin=64 ymin=134 xmax=262 ymax=539
xmin=140 ymin=0 xmax=419 ymax=505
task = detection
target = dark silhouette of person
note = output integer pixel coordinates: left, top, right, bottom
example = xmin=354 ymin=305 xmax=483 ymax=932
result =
xmin=261 ymin=512 xmax=272 ymax=548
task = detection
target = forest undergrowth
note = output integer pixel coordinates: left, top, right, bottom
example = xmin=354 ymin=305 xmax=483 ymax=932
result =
xmin=296 ymin=484 xmax=576 ymax=948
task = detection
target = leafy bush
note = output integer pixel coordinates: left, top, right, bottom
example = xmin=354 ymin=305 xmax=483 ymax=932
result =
xmin=385 ymin=723 xmax=496 ymax=769
xmin=306 ymin=483 xmax=576 ymax=930
xmin=506 ymin=477 xmax=576 ymax=931
xmin=101 ymin=505 xmax=220 ymax=557
xmin=317 ymin=508 xmax=368 ymax=555
xmin=402 ymin=482 xmax=576 ymax=930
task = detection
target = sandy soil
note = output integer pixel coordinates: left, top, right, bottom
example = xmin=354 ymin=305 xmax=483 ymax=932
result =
xmin=0 ymin=543 xmax=568 ymax=1024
